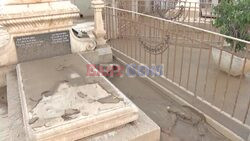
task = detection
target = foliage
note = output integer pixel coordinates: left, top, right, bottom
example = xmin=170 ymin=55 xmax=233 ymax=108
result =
xmin=213 ymin=0 xmax=250 ymax=52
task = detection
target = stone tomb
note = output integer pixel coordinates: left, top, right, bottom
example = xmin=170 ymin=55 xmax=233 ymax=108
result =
xmin=0 ymin=1 xmax=100 ymax=88
xmin=16 ymin=54 xmax=139 ymax=141
xmin=0 ymin=0 xmax=81 ymax=66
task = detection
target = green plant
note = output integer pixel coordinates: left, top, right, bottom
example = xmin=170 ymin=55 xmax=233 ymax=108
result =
xmin=213 ymin=0 xmax=250 ymax=52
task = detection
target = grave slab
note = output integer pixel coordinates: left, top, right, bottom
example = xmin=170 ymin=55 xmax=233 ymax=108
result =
xmin=6 ymin=69 xmax=160 ymax=141
xmin=16 ymin=54 xmax=139 ymax=141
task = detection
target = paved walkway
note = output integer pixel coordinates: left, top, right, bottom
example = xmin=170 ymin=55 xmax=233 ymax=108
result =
xmin=108 ymin=61 xmax=230 ymax=141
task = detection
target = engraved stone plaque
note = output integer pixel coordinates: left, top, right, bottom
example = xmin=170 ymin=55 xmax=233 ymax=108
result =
xmin=15 ymin=30 xmax=71 ymax=62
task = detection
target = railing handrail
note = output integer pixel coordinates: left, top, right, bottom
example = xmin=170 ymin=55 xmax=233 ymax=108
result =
xmin=105 ymin=6 xmax=250 ymax=45
xmin=105 ymin=5 xmax=250 ymax=139
xmin=105 ymin=0 xmax=217 ymax=5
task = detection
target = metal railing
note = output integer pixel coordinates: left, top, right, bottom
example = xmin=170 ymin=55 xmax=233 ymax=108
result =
xmin=104 ymin=6 xmax=250 ymax=139
xmin=105 ymin=0 xmax=218 ymax=31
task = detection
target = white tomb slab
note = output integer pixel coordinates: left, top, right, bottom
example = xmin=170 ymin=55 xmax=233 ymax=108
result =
xmin=7 ymin=70 xmax=160 ymax=141
xmin=16 ymin=54 xmax=139 ymax=141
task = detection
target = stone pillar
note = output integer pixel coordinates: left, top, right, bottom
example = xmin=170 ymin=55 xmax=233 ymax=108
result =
xmin=112 ymin=0 xmax=118 ymax=38
xmin=212 ymin=0 xmax=219 ymax=5
xmin=92 ymin=0 xmax=106 ymax=45
xmin=145 ymin=0 xmax=151 ymax=13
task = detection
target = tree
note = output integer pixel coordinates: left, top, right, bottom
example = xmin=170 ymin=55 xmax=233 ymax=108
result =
xmin=213 ymin=0 xmax=250 ymax=52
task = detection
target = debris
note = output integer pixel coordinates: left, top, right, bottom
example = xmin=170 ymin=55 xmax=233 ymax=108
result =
xmin=65 ymin=109 xmax=80 ymax=116
xmin=87 ymin=99 xmax=96 ymax=103
xmin=166 ymin=105 xmax=213 ymax=139
xmin=61 ymin=109 xmax=80 ymax=121
xmin=56 ymin=64 xmax=68 ymax=71
xmin=29 ymin=117 xmax=39 ymax=125
xmin=62 ymin=80 xmax=69 ymax=83
xmin=97 ymin=95 xmax=123 ymax=104
xmin=31 ymin=119 xmax=46 ymax=129
xmin=29 ymin=97 xmax=43 ymax=111
xmin=167 ymin=106 xmax=192 ymax=122
xmin=77 ymin=91 xmax=87 ymax=98
xmin=41 ymin=90 xmax=52 ymax=97
xmin=182 ymin=105 xmax=206 ymax=126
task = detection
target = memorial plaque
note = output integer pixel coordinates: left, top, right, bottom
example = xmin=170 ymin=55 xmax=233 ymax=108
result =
xmin=15 ymin=30 xmax=71 ymax=62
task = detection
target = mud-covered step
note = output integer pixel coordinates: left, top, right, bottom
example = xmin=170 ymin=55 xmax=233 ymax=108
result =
xmin=7 ymin=70 xmax=26 ymax=141
xmin=0 ymin=86 xmax=9 ymax=141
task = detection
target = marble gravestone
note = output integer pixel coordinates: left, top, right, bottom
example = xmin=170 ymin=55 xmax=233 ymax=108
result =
xmin=16 ymin=54 xmax=139 ymax=141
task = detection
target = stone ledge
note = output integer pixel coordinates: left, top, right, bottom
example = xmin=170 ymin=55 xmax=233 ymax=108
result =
xmin=7 ymin=70 xmax=26 ymax=141
xmin=82 ymin=109 xmax=160 ymax=141
xmin=0 ymin=1 xmax=79 ymax=33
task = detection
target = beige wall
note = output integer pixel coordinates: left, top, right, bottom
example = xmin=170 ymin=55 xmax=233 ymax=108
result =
xmin=2 ymin=0 xmax=56 ymax=5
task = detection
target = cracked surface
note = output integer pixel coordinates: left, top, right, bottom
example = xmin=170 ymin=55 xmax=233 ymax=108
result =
xmin=17 ymin=54 xmax=139 ymax=140
xmin=28 ymin=82 xmax=128 ymax=131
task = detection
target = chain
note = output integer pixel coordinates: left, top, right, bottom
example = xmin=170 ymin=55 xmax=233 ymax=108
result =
xmin=138 ymin=34 xmax=170 ymax=55
xmin=132 ymin=22 xmax=170 ymax=55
